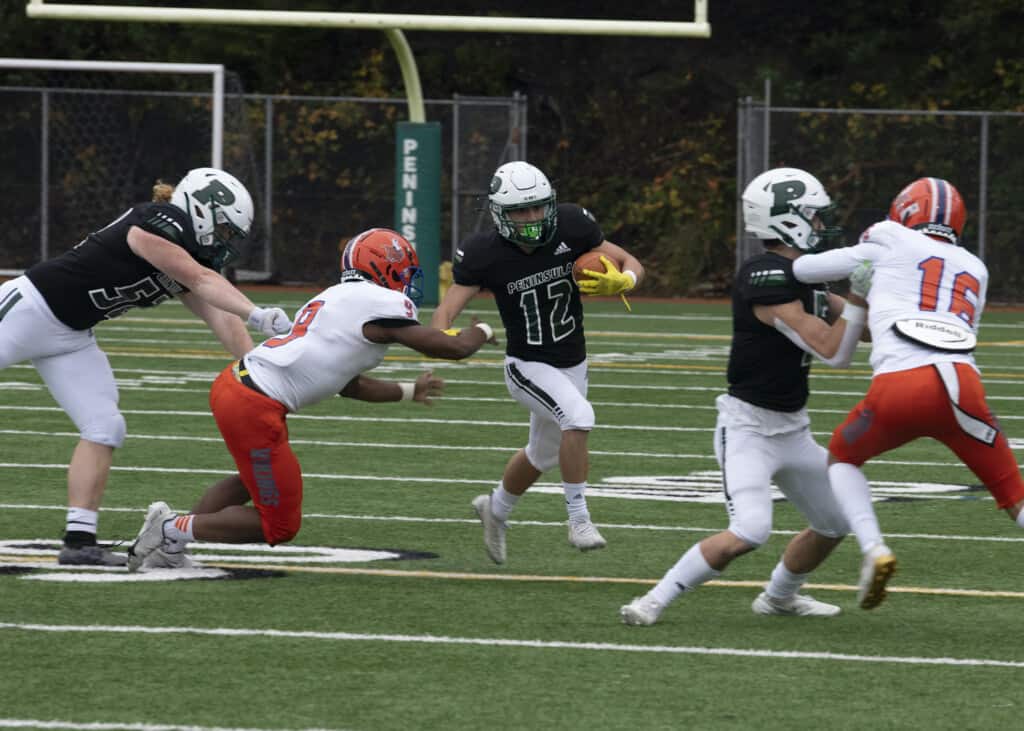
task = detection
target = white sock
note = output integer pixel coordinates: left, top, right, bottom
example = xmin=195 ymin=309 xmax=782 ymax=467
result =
xmin=562 ymin=481 xmax=590 ymax=523
xmin=65 ymin=507 xmax=98 ymax=536
xmin=163 ymin=514 xmax=195 ymax=545
xmin=1016 ymin=511 xmax=1024 ymax=530
xmin=828 ymin=462 xmax=884 ymax=553
xmin=649 ymin=543 xmax=720 ymax=606
xmin=765 ymin=561 xmax=808 ymax=600
xmin=490 ymin=483 xmax=519 ymax=522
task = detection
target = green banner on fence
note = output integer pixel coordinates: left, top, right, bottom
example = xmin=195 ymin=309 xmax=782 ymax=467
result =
xmin=394 ymin=121 xmax=441 ymax=307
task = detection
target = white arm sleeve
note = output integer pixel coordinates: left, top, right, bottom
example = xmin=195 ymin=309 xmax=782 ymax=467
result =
xmin=792 ymin=242 xmax=884 ymax=283
xmin=772 ymin=305 xmax=865 ymax=369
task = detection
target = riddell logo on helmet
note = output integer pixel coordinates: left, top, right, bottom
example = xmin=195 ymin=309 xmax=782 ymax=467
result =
xmin=384 ymin=241 xmax=405 ymax=263
xmin=897 ymin=201 xmax=921 ymax=222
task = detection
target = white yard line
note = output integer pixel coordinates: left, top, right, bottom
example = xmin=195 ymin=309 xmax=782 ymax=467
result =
xmin=1 ymin=622 xmax=1022 ymax=669
xmin=1 ymin=503 xmax=1019 ymax=544
xmin=2 ymin=404 xmax=1023 ymax=431
xmin=0 ymin=720 xmax=347 ymax=731
xmin=0 ymin=428 xmax=982 ymax=464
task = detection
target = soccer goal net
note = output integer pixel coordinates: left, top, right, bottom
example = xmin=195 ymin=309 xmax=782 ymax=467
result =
xmin=0 ymin=59 xmax=267 ymax=278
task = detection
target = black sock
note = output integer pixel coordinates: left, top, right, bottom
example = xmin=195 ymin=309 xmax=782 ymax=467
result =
xmin=63 ymin=531 xmax=98 ymax=548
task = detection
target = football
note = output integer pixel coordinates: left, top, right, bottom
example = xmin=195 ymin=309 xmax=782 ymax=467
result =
xmin=573 ymin=250 xmax=623 ymax=283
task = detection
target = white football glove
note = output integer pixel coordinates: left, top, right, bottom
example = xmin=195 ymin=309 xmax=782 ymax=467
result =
xmin=848 ymin=261 xmax=873 ymax=299
xmin=247 ymin=306 xmax=292 ymax=336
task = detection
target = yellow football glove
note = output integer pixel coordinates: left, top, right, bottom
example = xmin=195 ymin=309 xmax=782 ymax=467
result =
xmin=442 ymin=328 xmax=461 ymax=336
xmin=577 ymin=255 xmax=636 ymax=312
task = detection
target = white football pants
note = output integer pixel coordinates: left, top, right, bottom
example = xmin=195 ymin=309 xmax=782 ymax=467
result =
xmin=0 ymin=276 xmax=124 ymax=447
xmin=504 ymin=356 xmax=594 ymax=473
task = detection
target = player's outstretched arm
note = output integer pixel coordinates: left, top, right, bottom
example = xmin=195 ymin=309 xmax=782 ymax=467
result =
xmin=179 ymin=291 xmax=254 ymax=358
xmin=364 ymin=320 xmax=497 ymax=360
xmin=430 ymin=283 xmax=480 ymax=329
xmin=756 ymin=299 xmax=866 ymax=368
xmin=340 ymin=370 xmax=444 ymax=405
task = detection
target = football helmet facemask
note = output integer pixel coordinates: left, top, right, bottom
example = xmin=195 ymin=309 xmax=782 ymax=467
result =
xmin=488 ymin=161 xmax=558 ymax=249
xmin=888 ymin=177 xmax=966 ymax=245
xmin=170 ymin=167 xmax=254 ymax=269
xmin=742 ymin=167 xmax=842 ymax=252
xmin=340 ymin=228 xmax=424 ymax=306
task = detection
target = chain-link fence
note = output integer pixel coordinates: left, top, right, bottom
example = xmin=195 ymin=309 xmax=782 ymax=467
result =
xmin=0 ymin=69 xmax=526 ymax=285
xmin=737 ymin=94 xmax=1024 ymax=302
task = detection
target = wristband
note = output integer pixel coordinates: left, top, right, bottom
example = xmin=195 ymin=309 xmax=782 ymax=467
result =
xmin=474 ymin=322 xmax=494 ymax=340
xmin=623 ymin=270 xmax=638 ymax=290
xmin=245 ymin=306 xmax=264 ymax=328
xmin=840 ymin=303 xmax=866 ymax=326
xmin=399 ymin=382 xmax=416 ymax=401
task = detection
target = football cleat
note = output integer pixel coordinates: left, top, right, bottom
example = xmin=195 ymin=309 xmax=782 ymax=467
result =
xmin=472 ymin=493 xmax=507 ymax=564
xmin=858 ymin=543 xmax=898 ymax=610
xmin=140 ymin=547 xmax=196 ymax=570
xmin=58 ymin=543 xmax=127 ymax=567
xmin=620 ymin=595 xmax=665 ymax=626
xmin=752 ymin=591 xmax=841 ymax=617
xmin=127 ymin=501 xmax=176 ymax=572
xmin=568 ymin=520 xmax=607 ymax=552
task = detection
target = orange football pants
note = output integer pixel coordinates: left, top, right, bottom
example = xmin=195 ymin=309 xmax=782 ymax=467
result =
xmin=829 ymin=363 xmax=1024 ymax=509
xmin=209 ymin=363 xmax=303 ymax=544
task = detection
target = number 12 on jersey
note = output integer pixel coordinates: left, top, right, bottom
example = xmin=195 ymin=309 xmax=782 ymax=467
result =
xmin=519 ymin=280 xmax=576 ymax=345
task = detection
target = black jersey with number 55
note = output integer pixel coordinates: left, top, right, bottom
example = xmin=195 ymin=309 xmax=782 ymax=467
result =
xmin=453 ymin=203 xmax=603 ymax=368
xmin=26 ymin=202 xmax=212 ymax=330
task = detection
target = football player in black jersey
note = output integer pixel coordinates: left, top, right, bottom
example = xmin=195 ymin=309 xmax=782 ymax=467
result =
xmin=431 ymin=161 xmax=644 ymax=564
xmin=0 ymin=167 xmax=291 ymax=566
xmin=622 ymin=167 xmax=872 ymax=626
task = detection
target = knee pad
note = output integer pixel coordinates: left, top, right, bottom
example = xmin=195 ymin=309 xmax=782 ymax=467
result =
xmin=561 ymin=399 xmax=595 ymax=432
xmin=727 ymin=515 xmax=771 ymax=548
xmin=807 ymin=517 xmax=848 ymax=540
xmin=79 ymin=411 xmax=127 ymax=448
xmin=524 ymin=442 xmax=559 ymax=473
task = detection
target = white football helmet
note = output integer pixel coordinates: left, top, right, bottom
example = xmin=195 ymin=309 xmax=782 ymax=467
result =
xmin=170 ymin=167 xmax=254 ymax=268
xmin=488 ymin=161 xmax=558 ymax=248
xmin=742 ymin=167 xmax=842 ymax=251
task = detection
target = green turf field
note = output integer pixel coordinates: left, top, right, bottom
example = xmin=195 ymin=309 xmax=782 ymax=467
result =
xmin=2 ymin=291 xmax=1023 ymax=731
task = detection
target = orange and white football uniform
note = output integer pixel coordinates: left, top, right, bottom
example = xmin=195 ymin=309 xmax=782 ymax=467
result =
xmin=793 ymin=220 xmax=1024 ymax=508
xmin=211 ymin=280 xmax=417 ymax=544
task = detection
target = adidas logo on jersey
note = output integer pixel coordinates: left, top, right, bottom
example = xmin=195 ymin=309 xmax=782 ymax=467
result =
xmin=554 ymin=242 xmax=571 ymax=256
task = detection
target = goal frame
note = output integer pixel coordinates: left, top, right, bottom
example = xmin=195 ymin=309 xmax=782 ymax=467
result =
xmin=0 ymin=58 xmax=224 ymax=272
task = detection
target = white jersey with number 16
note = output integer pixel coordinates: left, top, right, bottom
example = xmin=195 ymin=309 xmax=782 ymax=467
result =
xmin=793 ymin=219 xmax=988 ymax=376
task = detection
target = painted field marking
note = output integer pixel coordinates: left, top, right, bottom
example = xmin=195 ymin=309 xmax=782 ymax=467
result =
xmin=3 ymin=502 xmax=1024 ymax=545
xmin=3 ymin=549 xmax=1022 ymax=601
xmin=0 ymin=719 xmax=348 ymax=731
xmin=1 ymin=622 xmax=1022 ymax=669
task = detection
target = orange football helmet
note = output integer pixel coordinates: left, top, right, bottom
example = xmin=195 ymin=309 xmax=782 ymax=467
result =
xmin=888 ymin=177 xmax=966 ymax=244
xmin=340 ymin=228 xmax=423 ymax=305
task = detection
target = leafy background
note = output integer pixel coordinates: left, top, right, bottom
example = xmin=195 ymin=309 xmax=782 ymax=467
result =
xmin=2 ymin=0 xmax=1022 ymax=294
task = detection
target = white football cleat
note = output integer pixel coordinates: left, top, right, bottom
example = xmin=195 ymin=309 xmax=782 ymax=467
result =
xmin=752 ymin=591 xmax=841 ymax=617
xmin=568 ymin=520 xmax=607 ymax=552
xmin=140 ymin=547 xmax=196 ymax=570
xmin=858 ymin=543 xmax=897 ymax=609
xmin=127 ymin=501 xmax=176 ymax=572
xmin=620 ymin=595 xmax=665 ymax=626
xmin=472 ymin=493 xmax=507 ymax=564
